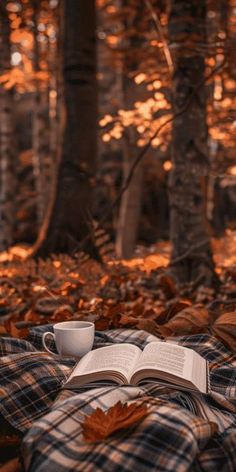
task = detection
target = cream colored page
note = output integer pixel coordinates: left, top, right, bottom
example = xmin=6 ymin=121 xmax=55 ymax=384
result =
xmin=71 ymin=343 xmax=141 ymax=379
xmin=192 ymin=352 xmax=207 ymax=392
xmin=134 ymin=342 xmax=194 ymax=379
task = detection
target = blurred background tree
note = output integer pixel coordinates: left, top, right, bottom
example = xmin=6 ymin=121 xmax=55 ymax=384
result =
xmin=0 ymin=0 xmax=235 ymax=287
xmin=168 ymin=0 xmax=216 ymax=285
xmin=0 ymin=0 xmax=16 ymax=250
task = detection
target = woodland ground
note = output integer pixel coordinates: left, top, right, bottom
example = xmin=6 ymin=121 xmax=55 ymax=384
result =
xmin=0 ymin=230 xmax=236 ymax=469
xmin=0 ymin=230 xmax=236 ymax=344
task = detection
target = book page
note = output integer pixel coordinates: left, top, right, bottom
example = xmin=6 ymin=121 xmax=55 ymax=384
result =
xmin=133 ymin=342 xmax=194 ymax=380
xmin=192 ymin=351 xmax=208 ymax=393
xmin=68 ymin=343 xmax=141 ymax=382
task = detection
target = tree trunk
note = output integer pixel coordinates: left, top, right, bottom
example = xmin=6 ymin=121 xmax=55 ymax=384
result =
xmin=168 ymin=0 xmax=217 ymax=286
xmin=48 ymin=0 xmax=64 ymax=169
xmin=32 ymin=0 xmax=50 ymax=226
xmin=116 ymin=131 xmax=143 ymax=259
xmin=115 ymin=3 xmax=144 ymax=259
xmin=31 ymin=0 xmax=98 ymax=257
xmin=0 ymin=2 xmax=16 ymax=250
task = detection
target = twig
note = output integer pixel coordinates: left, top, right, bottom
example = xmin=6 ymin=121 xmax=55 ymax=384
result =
xmin=116 ymin=57 xmax=227 ymax=212
xmin=144 ymin=0 xmax=174 ymax=74
xmin=207 ymin=298 xmax=236 ymax=310
xmin=0 ymin=278 xmax=23 ymax=298
xmin=169 ymin=239 xmax=209 ymax=266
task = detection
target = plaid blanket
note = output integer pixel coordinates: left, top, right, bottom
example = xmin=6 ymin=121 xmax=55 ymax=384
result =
xmin=1 ymin=326 xmax=236 ymax=471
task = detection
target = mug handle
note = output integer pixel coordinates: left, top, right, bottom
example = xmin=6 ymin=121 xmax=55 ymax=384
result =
xmin=42 ymin=332 xmax=56 ymax=355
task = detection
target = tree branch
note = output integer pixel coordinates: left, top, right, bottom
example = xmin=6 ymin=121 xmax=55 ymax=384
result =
xmin=144 ymin=0 xmax=174 ymax=75
xmin=73 ymin=58 xmax=227 ymax=257
xmin=98 ymin=57 xmax=227 ymax=224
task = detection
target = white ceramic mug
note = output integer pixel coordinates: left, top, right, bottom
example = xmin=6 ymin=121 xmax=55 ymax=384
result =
xmin=42 ymin=321 xmax=95 ymax=358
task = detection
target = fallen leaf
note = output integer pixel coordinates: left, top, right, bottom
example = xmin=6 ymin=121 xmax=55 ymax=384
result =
xmin=4 ymin=321 xmax=29 ymax=339
xmin=94 ymin=316 xmax=110 ymax=330
xmin=211 ymin=312 xmax=236 ymax=353
xmin=0 ymin=458 xmax=22 ymax=472
xmin=143 ymin=307 xmax=160 ymax=320
xmin=100 ymin=275 xmax=109 ymax=286
xmin=52 ymin=305 xmax=74 ymax=321
xmin=23 ymin=310 xmax=39 ymax=322
xmin=156 ymin=300 xmax=191 ymax=325
xmin=35 ymin=296 xmax=65 ymax=314
xmin=104 ymin=302 xmax=126 ymax=319
xmin=131 ymin=303 xmax=145 ymax=318
xmin=160 ymin=306 xmax=210 ymax=336
xmin=0 ymin=326 xmax=7 ymax=335
xmin=136 ymin=319 xmax=165 ymax=338
xmin=81 ymin=401 xmax=149 ymax=442
xmin=158 ymin=274 xmax=177 ymax=299
xmin=118 ymin=314 xmax=138 ymax=326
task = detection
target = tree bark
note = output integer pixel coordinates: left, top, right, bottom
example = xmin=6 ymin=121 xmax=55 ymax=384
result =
xmin=115 ymin=2 xmax=144 ymax=259
xmin=32 ymin=0 xmax=98 ymax=257
xmin=48 ymin=0 xmax=64 ymax=169
xmin=168 ymin=0 xmax=217 ymax=286
xmin=116 ymin=131 xmax=143 ymax=259
xmin=32 ymin=0 xmax=51 ymax=226
xmin=0 ymin=2 xmax=16 ymax=250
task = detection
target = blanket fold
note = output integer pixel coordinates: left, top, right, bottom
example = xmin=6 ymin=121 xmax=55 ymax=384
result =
xmin=1 ymin=326 xmax=236 ymax=471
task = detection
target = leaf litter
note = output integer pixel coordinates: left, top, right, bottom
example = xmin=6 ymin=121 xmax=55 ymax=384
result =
xmin=1 ymin=234 xmax=236 ymax=465
xmin=0 ymin=235 xmax=236 ymax=349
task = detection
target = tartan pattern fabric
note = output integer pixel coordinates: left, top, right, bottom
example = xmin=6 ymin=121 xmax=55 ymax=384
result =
xmin=0 ymin=326 xmax=236 ymax=471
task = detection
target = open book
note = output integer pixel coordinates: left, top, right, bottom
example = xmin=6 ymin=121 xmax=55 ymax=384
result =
xmin=64 ymin=342 xmax=210 ymax=394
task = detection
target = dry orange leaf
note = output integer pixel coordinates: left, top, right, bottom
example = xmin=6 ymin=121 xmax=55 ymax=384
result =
xmin=160 ymin=306 xmax=210 ymax=336
xmin=100 ymin=275 xmax=109 ymax=286
xmin=0 ymin=457 xmax=22 ymax=472
xmin=0 ymin=325 xmax=7 ymax=335
xmin=94 ymin=316 xmax=110 ymax=330
xmin=158 ymin=274 xmax=177 ymax=298
xmin=4 ymin=321 xmax=29 ymax=339
xmin=81 ymin=401 xmax=149 ymax=442
xmin=211 ymin=312 xmax=236 ymax=353
xmin=52 ymin=306 xmax=74 ymax=321
xmin=104 ymin=302 xmax=126 ymax=319
xmin=23 ymin=310 xmax=39 ymax=322
xmin=156 ymin=300 xmax=191 ymax=325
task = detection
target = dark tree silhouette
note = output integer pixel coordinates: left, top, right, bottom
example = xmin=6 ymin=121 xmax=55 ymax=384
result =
xmin=168 ymin=0 xmax=217 ymax=286
xmin=0 ymin=0 xmax=16 ymax=250
xmin=32 ymin=0 xmax=99 ymax=258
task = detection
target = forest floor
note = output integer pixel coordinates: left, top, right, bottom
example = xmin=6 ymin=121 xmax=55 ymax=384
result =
xmin=0 ymin=229 xmax=236 ymax=345
xmin=0 ymin=230 xmax=236 ymax=470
